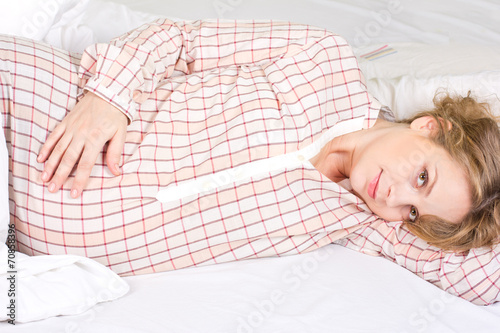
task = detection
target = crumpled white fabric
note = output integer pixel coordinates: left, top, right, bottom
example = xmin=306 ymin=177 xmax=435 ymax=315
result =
xmin=0 ymin=0 xmax=88 ymax=41
xmin=0 ymin=248 xmax=129 ymax=323
xmin=0 ymin=92 xmax=129 ymax=324
xmin=43 ymin=0 xmax=97 ymax=53
xmin=43 ymin=0 xmax=163 ymax=54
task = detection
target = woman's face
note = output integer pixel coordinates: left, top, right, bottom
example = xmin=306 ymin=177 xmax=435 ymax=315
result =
xmin=350 ymin=117 xmax=472 ymax=223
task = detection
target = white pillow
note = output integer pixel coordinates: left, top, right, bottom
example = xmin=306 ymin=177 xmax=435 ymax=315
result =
xmin=0 ymin=0 xmax=88 ymax=41
xmin=355 ymin=43 xmax=500 ymax=120
xmin=366 ymin=71 xmax=500 ymax=121
xmin=19 ymin=0 xmax=169 ymax=54
xmin=45 ymin=0 xmax=163 ymax=54
xmin=44 ymin=0 xmax=96 ymax=54
xmin=356 ymin=43 xmax=500 ymax=80
xmin=80 ymin=0 xmax=163 ymax=46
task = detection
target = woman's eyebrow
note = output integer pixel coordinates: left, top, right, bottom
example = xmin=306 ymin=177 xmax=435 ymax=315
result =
xmin=425 ymin=167 xmax=438 ymax=198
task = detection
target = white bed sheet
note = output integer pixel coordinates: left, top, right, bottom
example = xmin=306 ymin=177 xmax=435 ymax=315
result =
xmin=100 ymin=0 xmax=500 ymax=46
xmin=1 ymin=0 xmax=500 ymax=332
xmin=5 ymin=245 xmax=500 ymax=333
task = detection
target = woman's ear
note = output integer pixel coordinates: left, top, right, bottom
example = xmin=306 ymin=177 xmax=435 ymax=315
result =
xmin=410 ymin=116 xmax=452 ymax=136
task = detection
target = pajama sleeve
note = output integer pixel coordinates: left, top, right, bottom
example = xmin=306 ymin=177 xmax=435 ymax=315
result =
xmin=77 ymin=19 xmax=331 ymax=122
xmin=334 ymin=219 xmax=500 ymax=305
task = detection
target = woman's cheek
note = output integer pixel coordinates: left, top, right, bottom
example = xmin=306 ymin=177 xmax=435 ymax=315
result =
xmin=348 ymin=169 xmax=365 ymax=199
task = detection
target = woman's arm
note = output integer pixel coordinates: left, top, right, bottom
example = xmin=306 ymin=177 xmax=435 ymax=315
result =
xmin=38 ymin=19 xmax=331 ymax=197
xmin=79 ymin=18 xmax=330 ymax=123
xmin=335 ymin=219 xmax=500 ymax=305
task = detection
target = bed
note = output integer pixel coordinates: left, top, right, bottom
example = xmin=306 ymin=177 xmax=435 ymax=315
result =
xmin=1 ymin=0 xmax=500 ymax=332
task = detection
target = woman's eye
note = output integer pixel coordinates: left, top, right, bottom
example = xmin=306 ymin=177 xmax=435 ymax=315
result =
xmin=417 ymin=170 xmax=427 ymax=187
xmin=409 ymin=206 xmax=418 ymax=222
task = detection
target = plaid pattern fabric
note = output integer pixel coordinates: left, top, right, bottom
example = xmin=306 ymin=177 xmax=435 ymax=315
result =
xmin=0 ymin=19 xmax=498 ymax=305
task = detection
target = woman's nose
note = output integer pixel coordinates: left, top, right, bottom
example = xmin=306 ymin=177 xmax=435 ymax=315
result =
xmin=385 ymin=183 xmax=418 ymax=208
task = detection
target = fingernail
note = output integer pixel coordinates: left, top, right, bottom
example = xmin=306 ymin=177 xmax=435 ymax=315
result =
xmin=115 ymin=164 xmax=121 ymax=174
xmin=42 ymin=171 xmax=48 ymax=181
xmin=71 ymin=189 xmax=78 ymax=198
xmin=37 ymin=153 xmax=43 ymax=162
xmin=48 ymin=183 xmax=56 ymax=192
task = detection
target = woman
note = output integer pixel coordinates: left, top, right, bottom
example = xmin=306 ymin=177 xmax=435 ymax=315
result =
xmin=2 ymin=19 xmax=499 ymax=305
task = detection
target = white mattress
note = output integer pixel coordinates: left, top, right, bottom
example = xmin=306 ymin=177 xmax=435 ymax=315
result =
xmin=8 ymin=245 xmax=500 ymax=333
xmin=1 ymin=0 xmax=500 ymax=332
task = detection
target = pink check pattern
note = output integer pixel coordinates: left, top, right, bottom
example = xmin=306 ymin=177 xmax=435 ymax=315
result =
xmin=0 ymin=19 xmax=499 ymax=305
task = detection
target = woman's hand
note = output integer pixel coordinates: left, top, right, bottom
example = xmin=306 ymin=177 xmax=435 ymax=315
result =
xmin=37 ymin=92 xmax=128 ymax=198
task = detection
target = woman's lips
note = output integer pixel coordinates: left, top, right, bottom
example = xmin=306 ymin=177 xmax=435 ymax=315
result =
xmin=368 ymin=170 xmax=382 ymax=199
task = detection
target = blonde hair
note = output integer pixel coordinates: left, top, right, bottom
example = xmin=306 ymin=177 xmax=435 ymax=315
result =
xmin=400 ymin=92 xmax=500 ymax=252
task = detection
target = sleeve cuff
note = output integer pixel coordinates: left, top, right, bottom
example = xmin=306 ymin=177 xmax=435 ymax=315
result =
xmin=84 ymin=79 xmax=137 ymax=124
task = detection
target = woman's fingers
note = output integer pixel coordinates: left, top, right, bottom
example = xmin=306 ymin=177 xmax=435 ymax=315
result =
xmin=70 ymin=140 xmax=105 ymax=198
xmin=38 ymin=92 xmax=128 ymax=197
xmin=45 ymin=136 xmax=86 ymax=193
xmin=37 ymin=121 xmax=67 ymax=164
xmin=105 ymin=126 xmax=127 ymax=176
xmin=40 ymin=130 xmax=75 ymax=183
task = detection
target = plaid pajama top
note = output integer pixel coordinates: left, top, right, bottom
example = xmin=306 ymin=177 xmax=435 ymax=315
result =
xmin=1 ymin=19 xmax=499 ymax=305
